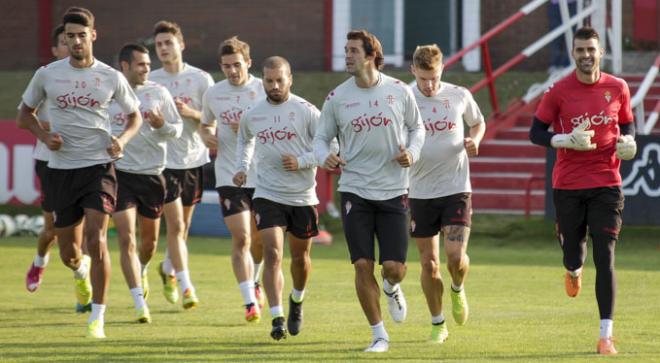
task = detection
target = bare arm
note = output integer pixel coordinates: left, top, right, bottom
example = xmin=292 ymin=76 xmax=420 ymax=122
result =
xmin=464 ymin=121 xmax=485 ymax=157
xmin=17 ymin=103 xmax=62 ymax=150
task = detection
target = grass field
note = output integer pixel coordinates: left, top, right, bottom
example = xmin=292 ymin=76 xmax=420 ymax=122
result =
xmin=1 ymin=215 xmax=659 ymax=362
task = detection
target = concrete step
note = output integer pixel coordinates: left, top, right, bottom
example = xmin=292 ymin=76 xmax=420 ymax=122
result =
xmin=470 ymin=157 xmax=546 ymax=173
xmin=471 ymin=172 xmax=545 ymax=190
xmin=480 ymin=140 xmax=546 ymax=158
xmin=473 ymin=208 xmax=544 ymax=216
xmin=496 ymin=127 xmax=530 ymax=140
xmin=472 ymin=188 xmax=545 ymax=210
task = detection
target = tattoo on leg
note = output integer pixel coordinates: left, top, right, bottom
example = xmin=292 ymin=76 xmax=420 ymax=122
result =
xmin=446 ymin=226 xmax=465 ymax=244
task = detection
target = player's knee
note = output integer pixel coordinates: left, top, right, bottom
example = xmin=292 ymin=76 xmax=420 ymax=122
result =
xmin=354 ymin=258 xmax=374 ymax=275
xmin=41 ymin=228 xmax=56 ymax=243
xmin=382 ymin=260 xmax=406 ymax=282
xmin=263 ymin=244 xmax=281 ymax=265
xmin=290 ymin=251 xmax=310 ymax=267
xmin=420 ymin=258 xmax=440 ymax=278
xmin=591 ymin=232 xmax=616 ymax=270
xmin=446 ymin=251 xmax=464 ymax=270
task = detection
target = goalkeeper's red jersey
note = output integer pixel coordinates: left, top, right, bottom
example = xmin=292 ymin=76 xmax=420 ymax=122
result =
xmin=535 ymin=71 xmax=633 ymax=189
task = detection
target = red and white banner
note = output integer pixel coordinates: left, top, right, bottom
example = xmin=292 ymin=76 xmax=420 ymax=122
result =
xmin=0 ymin=121 xmax=40 ymax=205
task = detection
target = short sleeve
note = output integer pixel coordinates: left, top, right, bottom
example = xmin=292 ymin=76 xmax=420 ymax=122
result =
xmin=534 ymin=84 xmax=560 ymax=124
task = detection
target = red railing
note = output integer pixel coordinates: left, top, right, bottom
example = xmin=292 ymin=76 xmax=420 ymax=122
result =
xmin=524 ymin=175 xmax=545 ymax=220
xmin=443 ymin=10 xmax=530 ymax=115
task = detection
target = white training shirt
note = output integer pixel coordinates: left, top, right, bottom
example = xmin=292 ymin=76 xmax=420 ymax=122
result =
xmin=109 ymin=81 xmax=183 ymax=175
xmin=313 ymin=73 xmax=425 ymax=200
xmin=201 ymin=76 xmax=265 ymax=188
xmin=149 ymin=63 xmax=213 ymax=169
xmin=21 ymin=57 xmax=140 ymax=169
xmin=236 ymin=94 xmax=322 ymax=207
xmin=409 ymin=82 xmax=485 ymax=199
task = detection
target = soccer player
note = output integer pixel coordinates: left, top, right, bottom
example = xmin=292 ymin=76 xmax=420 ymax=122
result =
xmin=200 ymin=36 xmax=266 ymax=322
xmin=409 ymin=44 xmax=485 ymax=343
xmin=110 ymin=43 xmax=183 ymax=323
xmin=17 ymin=8 xmax=142 ymax=338
xmin=529 ymin=27 xmax=635 ymax=355
xmin=313 ymin=30 xmax=425 ymax=352
xmin=24 ymin=23 xmax=77 ymax=293
xmin=150 ymin=20 xmax=213 ymax=309
xmin=234 ymin=56 xmax=328 ymax=340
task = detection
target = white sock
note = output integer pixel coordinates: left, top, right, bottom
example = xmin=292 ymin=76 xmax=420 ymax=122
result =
xmin=600 ymin=319 xmax=613 ymax=338
xmin=270 ymin=305 xmax=284 ymax=318
xmin=239 ymin=280 xmax=257 ymax=305
xmin=73 ymin=259 xmax=89 ymax=280
xmin=451 ymin=282 xmax=464 ymax=292
xmin=370 ymin=321 xmax=389 ymax=341
xmin=568 ymin=267 xmax=583 ymax=278
xmin=382 ymin=279 xmax=398 ymax=294
xmin=176 ymin=270 xmax=193 ymax=293
xmin=162 ymin=254 xmax=175 ymax=276
xmin=140 ymin=262 xmax=149 ymax=277
xmin=130 ymin=287 xmax=146 ymax=310
xmin=432 ymin=313 xmax=445 ymax=325
xmin=88 ymin=304 xmax=106 ymax=323
xmin=34 ymin=254 xmax=49 ymax=268
xmin=291 ymin=288 xmax=305 ymax=303
xmin=253 ymin=262 xmax=263 ymax=283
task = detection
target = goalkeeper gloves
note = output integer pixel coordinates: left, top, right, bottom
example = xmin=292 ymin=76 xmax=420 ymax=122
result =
xmin=616 ymin=134 xmax=636 ymax=160
xmin=551 ymin=120 xmax=597 ymax=151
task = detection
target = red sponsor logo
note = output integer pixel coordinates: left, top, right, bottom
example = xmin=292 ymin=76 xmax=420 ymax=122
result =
xmin=350 ymin=113 xmax=393 ymax=133
xmin=220 ymin=108 xmax=243 ymax=125
xmin=55 ymin=92 xmax=101 ymax=109
xmin=424 ymin=118 xmax=456 ymax=136
xmin=256 ymin=127 xmax=297 ymax=144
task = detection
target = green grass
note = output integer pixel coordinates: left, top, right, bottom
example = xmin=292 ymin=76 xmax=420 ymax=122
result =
xmin=0 ymin=70 xmax=546 ymax=120
xmin=1 ymin=215 xmax=659 ymax=362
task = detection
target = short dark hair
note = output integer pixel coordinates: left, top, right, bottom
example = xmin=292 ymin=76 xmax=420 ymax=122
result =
xmin=219 ymin=36 xmax=250 ymax=61
xmin=119 ymin=43 xmax=149 ymax=65
xmin=573 ymin=27 xmax=600 ymax=47
xmin=153 ymin=20 xmax=184 ymax=44
xmin=262 ymin=56 xmax=291 ymax=75
xmin=51 ymin=24 xmax=65 ymax=47
xmin=62 ymin=7 xmax=95 ymax=29
xmin=347 ymin=29 xmax=384 ymax=70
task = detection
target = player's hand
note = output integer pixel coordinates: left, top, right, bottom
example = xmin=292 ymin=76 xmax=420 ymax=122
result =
xmin=322 ymin=152 xmax=346 ymax=171
xmin=282 ymin=154 xmax=299 ymax=171
xmin=551 ymin=120 xmax=596 ymax=151
xmin=616 ymin=134 xmax=636 ymax=160
xmin=174 ymin=98 xmax=198 ymax=119
xmin=107 ymin=135 xmax=124 ymax=159
xmin=233 ymin=171 xmax=247 ymax=187
xmin=464 ymin=137 xmax=479 ymax=157
xmin=392 ymin=144 xmax=412 ymax=167
xmin=45 ymin=132 xmax=63 ymax=151
xmin=201 ymin=128 xmax=218 ymax=149
xmin=146 ymin=107 xmax=164 ymax=129
xmin=229 ymin=121 xmax=239 ymax=134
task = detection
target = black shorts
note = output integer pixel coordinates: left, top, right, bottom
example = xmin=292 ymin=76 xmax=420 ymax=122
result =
xmin=115 ymin=171 xmax=166 ymax=219
xmin=409 ymin=193 xmax=472 ymax=238
xmin=163 ymin=167 xmax=204 ymax=206
xmin=553 ymin=187 xmax=624 ymax=245
xmin=46 ymin=163 xmax=117 ymax=228
xmin=340 ymin=192 xmax=409 ymax=264
xmin=252 ymin=198 xmax=319 ymax=239
xmin=34 ymin=160 xmax=54 ymax=212
xmin=216 ymin=186 xmax=255 ymax=218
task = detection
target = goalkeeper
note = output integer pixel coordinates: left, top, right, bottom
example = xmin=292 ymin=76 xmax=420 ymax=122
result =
xmin=528 ymin=26 xmax=635 ymax=356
